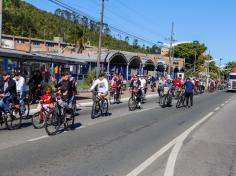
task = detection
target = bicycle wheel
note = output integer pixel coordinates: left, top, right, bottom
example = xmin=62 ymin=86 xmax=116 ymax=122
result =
xmin=91 ymin=101 xmax=100 ymax=119
xmin=65 ymin=108 xmax=75 ymax=130
xmin=5 ymin=107 xmax=22 ymax=130
xmin=109 ymin=91 xmax=114 ymax=105
xmin=22 ymin=94 xmax=31 ymax=119
xmin=116 ymin=91 xmax=121 ymax=104
xmin=44 ymin=109 xmax=61 ymax=135
xmin=162 ymin=96 xmax=167 ymax=108
xmin=128 ymin=97 xmax=136 ymax=111
xmin=159 ymin=95 xmax=163 ymax=106
xmin=32 ymin=111 xmax=46 ymax=129
xmin=176 ymin=98 xmax=181 ymax=108
xmin=101 ymin=99 xmax=109 ymax=116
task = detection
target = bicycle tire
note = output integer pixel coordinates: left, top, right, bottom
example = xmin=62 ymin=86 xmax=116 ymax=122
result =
xmin=109 ymin=91 xmax=114 ymax=105
xmin=116 ymin=92 xmax=121 ymax=103
xmin=162 ymin=96 xmax=167 ymax=108
xmin=5 ymin=107 xmax=22 ymax=130
xmin=176 ymin=98 xmax=181 ymax=108
xmin=32 ymin=111 xmax=46 ymax=129
xmin=101 ymin=99 xmax=109 ymax=116
xmin=65 ymin=102 xmax=75 ymax=130
xmin=22 ymin=94 xmax=31 ymax=119
xmin=91 ymin=101 xmax=100 ymax=119
xmin=128 ymin=97 xmax=136 ymax=111
xmin=44 ymin=109 xmax=61 ymax=135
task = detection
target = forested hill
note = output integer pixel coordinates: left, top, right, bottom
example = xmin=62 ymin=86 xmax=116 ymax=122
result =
xmin=2 ymin=0 xmax=161 ymax=54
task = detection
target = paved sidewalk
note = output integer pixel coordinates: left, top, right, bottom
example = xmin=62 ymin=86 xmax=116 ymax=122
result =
xmin=175 ymin=94 xmax=236 ymax=176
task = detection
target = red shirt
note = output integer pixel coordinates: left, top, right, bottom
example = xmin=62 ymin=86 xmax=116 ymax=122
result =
xmin=176 ymin=80 xmax=182 ymax=88
xmin=41 ymin=94 xmax=54 ymax=104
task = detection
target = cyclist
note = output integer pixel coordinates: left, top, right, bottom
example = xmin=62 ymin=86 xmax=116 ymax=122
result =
xmin=0 ymin=72 xmax=17 ymax=112
xmin=111 ymin=74 xmax=121 ymax=102
xmin=163 ymin=78 xmax=174 ymax=105
xmin=28 ymin=70 xmax=43 ymax=103
xmin=129 ymin=74 xmax=142 ymax=107
xmin=90 ymin=72 xmax=109 ymax=99
xmin=54 ymin=72 xmax=74 ymax=112
xmin=13 ymin=72 xmax=27 ymax=113
xmin=140 ymin=75 xmax=147 ymax=101
xmin=157 ymin=76 xmax=166 ymax=102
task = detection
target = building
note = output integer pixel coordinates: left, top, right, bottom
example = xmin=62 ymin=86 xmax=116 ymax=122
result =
xmin=1 ymin=34 xmax=185 ymax=80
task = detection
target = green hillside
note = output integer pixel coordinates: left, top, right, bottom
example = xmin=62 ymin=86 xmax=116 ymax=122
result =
xmin=2 ymin=0 xmax=160 ymax=54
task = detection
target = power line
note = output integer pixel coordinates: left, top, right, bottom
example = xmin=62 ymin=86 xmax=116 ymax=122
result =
xmin=113 ymin=0 xmax=167 ymax=38
xmin=89 ymin=0 xmax=166 ymax=39
xmin=47 ymin=0 xmax=159 ymax=46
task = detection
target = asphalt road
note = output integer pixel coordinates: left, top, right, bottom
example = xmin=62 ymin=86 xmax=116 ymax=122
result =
xmin=0 ymin=91 xmax=234 ymax=176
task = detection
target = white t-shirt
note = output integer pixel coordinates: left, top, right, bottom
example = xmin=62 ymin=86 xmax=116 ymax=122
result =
xmin=13 ymin=76 xmax=27 ymax=93
xmin=140 ymin=79 xmax=146 ymax=88
xmin=90 ymin=78 xmax=109 ymax=93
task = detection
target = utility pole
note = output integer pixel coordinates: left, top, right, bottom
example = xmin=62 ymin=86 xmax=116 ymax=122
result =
xmin=0 ymin=0 xmax=2 ymax=47
xmin=193 ymin=51 xmax=197 ymax=73
xmin=97 ymin=0 xmax=105 ymax=77
xmin=219 ymin=58 xmax=223 ymax=80
xmin=168 ymin=22 xmax=174 ymax=75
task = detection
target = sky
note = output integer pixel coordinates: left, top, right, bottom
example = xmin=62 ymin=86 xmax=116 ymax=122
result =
xmin=25 ymin=0 xmax=236 ymax=65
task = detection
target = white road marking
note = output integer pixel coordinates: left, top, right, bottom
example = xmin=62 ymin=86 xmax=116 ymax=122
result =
xmin=126 ymin=112 xmax=214 ymax=176
xmin=221 ymin=104 xmax=225 ymax=107
xmin=164 ymin=134 xmax=187 ymax=176
xmin=75 ymin=126 xmax=86 ymax=130
xmin=214 ymin=107 xmax=220 ymax=111
xmin=27 ymin=135 xmax=48 ymax=142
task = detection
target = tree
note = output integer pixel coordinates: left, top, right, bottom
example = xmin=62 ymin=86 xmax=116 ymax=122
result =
xmin=150 ymin=44 xmax=161 ymax=54
xmin=225 ymin=61 xmax=236 ymax=70
xmin=54 ymin=8 xmax=62 ymax=17
xmin=125 ymin=36 xmax=129 ymax=43
xmin=81 ymin=16 xmax=89 ymax=28
xmin=103 ymin=23 xmax=110 ymax=35
xmin=174 ymin=42 xmax=207 ymax=69
xmin=133 ymin=39 xmax=138 ymax=49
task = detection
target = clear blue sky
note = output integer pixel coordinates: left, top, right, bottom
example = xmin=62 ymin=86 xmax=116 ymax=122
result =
xmin=25 ymin=0 xmax=236 ymax=65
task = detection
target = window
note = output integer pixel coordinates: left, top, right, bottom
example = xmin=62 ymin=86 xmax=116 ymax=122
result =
xmin=229 ymin=75 xmax=236 ymax=79
xmin=46 ymin=43 xmax=55 ymax=47
xmin=33 ymin=41 xmax=41 ymax=46
xmin=16 ymin=39 xmax=25 ymax=44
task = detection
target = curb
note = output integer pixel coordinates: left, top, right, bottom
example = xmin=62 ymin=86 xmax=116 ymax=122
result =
xmin=77 ymin=94 xmax=158 ymax=107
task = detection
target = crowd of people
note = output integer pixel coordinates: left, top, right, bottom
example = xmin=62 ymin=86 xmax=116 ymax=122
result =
xmin=0 ymin=70 xmax=77 ymax=116
xmin=0 ymin=67 xmax=226 ymax=122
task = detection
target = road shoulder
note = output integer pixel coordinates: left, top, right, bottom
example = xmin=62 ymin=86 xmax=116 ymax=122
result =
xmin=175 ymin=94 xmax=236 ymax=176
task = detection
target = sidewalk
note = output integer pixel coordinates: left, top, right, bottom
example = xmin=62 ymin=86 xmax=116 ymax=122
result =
xmin=174 ymin=95 xmax=236 ymax=176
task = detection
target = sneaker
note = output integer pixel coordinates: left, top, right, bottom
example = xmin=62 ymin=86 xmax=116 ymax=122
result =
xmin=138 ymin=102 xmax=141 ymax=107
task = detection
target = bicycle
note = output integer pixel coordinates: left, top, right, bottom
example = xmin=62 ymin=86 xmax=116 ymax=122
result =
xmin=91 ymin=91 xmax=109 ymax=119
xmin=128 ymin=88 xmax=140 ymax=111
xmin=44 ymin=94 xmax=75 ymax=135
xmin=160 ymin=87 xmax=172 ymax=108
xmin=109 ymin=88 xmax=121 ymax=104
xmin=176 ymin=89 xmax=186 ymax=108
xmin=17 ymin=92 xmax=31 ymax=120
xmin=32 ymin=100 xmax=53 ymax=129
xmin=0 ymin=96 xmax=23 ymax=130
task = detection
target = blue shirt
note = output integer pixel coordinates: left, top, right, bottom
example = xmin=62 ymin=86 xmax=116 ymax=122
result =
xmin=185 ymin=81 xmax=194 ymax=94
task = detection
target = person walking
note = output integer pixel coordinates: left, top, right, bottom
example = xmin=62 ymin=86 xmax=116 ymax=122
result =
xmin=184 ymin=78 xmax=194 ymax=108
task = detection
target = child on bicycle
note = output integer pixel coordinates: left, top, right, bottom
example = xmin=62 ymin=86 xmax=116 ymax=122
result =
xmin=37 ymin=86 xmax=55 ymax=111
